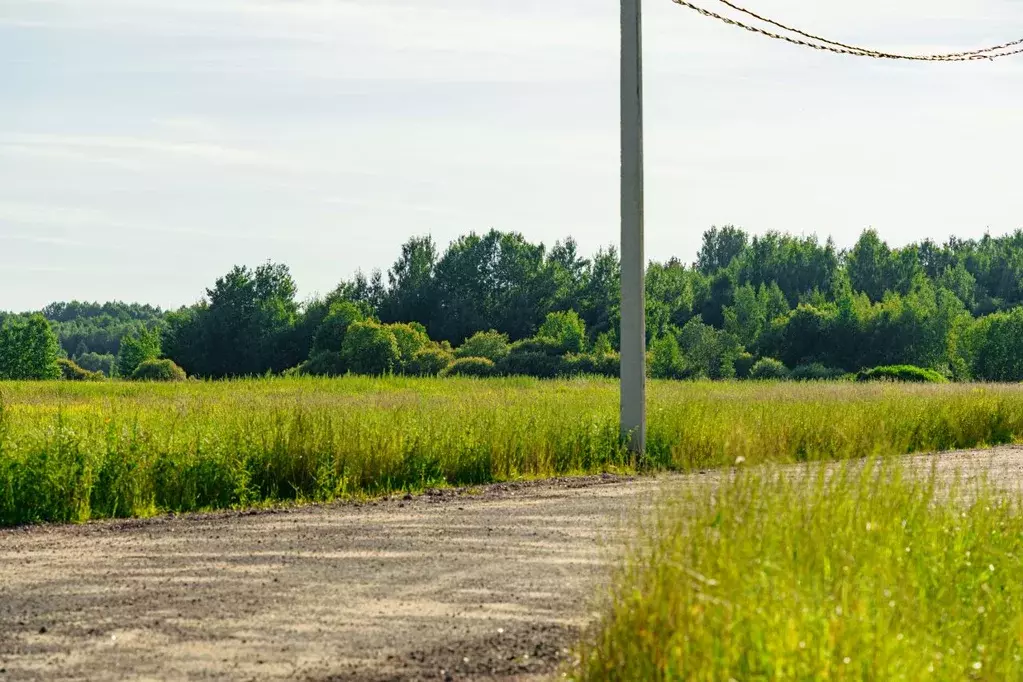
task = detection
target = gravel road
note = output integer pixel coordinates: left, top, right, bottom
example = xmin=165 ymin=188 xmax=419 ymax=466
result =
xmin=3 ymin=447 xmax=1023 ymax=682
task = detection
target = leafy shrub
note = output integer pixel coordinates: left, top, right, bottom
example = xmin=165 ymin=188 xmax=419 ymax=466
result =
xmin=407 ymin=347 xmax=454 ymax=377
xmin=441 ymin=357 xmax=496 ymax=378
xmin=749 ymin=358 xmax=789 ymax=380
xmin=57 ymin=358 xmax=104 ymax=381
xmin=591 ymin=332 xmax=616 ymax=356
xmin=537 ymin=310 xmax=587 ymax=354
xmin=498 ymin=352 xmax=570 ymax=379
xmin=790 ymin=363 xmax=846 ymax=381
xmin=312 ymin=301 xmax=365 ymax=353
xmin=734 ymin=352 xmax=756 ymax=379
xmin=567 ymin=352 xmax=620 ymax=378
xmin=387 ymin=322 xmax=431 ymax=371
xmin=132 ymin=359 xmax=187 ymax=382
xmin=857 ymin=365 xmax=948 ymax=384
xmin=341 ymin=321 xmax=400 ymax=376
xmin=509 ymin=337 xmax=564 ymax=357
xmin=75 ymin=352 xmax=116 ymax=377
xmin=297 ymin=351 xmax=347 ymax=377
xmin=455 ymin=331 xmax=510 ymax=363
xmin=649 ymin=335 xmax=685 ymax=380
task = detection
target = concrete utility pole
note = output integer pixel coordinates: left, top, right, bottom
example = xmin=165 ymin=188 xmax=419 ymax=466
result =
xmin=620 ymin=0 xmax=646 ymax=453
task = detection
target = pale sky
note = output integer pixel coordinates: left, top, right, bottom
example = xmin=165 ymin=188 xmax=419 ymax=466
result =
xmin=2 ymin=0 xmax=1022 ymax=311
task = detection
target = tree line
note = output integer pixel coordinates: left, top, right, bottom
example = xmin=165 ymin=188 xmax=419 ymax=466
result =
xmin=4 ymin=226 xmax=1023 ymax=382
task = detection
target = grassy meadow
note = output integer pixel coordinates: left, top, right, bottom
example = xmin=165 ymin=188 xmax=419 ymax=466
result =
xmin=2 ymin=377 xmax=1023 ymax=525
xmin=575 ymin=461 xmax=1023 ymax=681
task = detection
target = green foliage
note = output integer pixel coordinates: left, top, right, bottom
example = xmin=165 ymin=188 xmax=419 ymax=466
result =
xmin=117 ymin=325 xmax=161 ymax=378
xmin=790 ymin=363 xmax=846 ymax=381
xmin=441 ymin=357 xmax=497 ymax=377
xmin=568 ymin=352 xmax=620 ymax=378
xmin=591 ymin=332 xmax=615 ymax=356
xmin=312 ymin=301 xmax=365 ymax=353
xmin=455 ymin=330 xmax=510 ymax=363
xmin=749 ymin=358 xmax=789 ymax=380
xmin=387 ymin=322 xmax=431 ymax=372
xmin=41 ymin=301 xmax=165 ymax=357
xmin=162 ymin=262 xmax=302 ymax=377
xmin=648 ymin=334 xmax=685 ymax=380
xmin=0 ymin=314 xmax=61 ymax=380
xmin=678 ymin=317 xmax=741 ymax=380
xmin=297 ymin=351 xmax=347 ymax=377
xmin=18 ymin=227 xmax=1023 ymax=382
xmin=57 ymin=358 xmax=104 ymax=381
xmin=498 ymin=352 xmax=569 ymax=379
xmin=536 ymin=310 xmax=586 ymax=354
xmin=734 ymin=352 xmax=756 ymax=379
xmin=961 ymin=308 xmax=1023 ymax=381
xmin=857 ymin=365 xmax=948 ymax=384
xmin=406 ymin=347 xmax=454 ymax=377
xmin=341 ymin=321 xmax=400 ymax=376
xmin=577 ymin=461 xmax=1023 ymax=680
xmin=75 ymin=352 xmax=116 ymax=377
xmin=509 ymin=337 xmax=564 ymax=357
xmin=132 ymin=359 xmax=187 ymax=382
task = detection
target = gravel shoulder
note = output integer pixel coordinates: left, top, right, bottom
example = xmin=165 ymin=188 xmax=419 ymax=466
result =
xmin=3 ymin=447 xmax=1023 ymax=681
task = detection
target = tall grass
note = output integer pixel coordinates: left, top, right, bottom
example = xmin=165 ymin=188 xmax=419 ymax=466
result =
xmin=575 ymin=461 xmax=1023 ymax=681
xmin=2 ymin=377 xmax=1023 ymax=525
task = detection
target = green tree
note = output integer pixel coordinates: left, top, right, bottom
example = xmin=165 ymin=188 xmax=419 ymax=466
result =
xmin=0 ymin=314 xmax=61 ymax=380
xmin=723 ymin=283 xmax=766 ymax=347
xmin=341 ymin=321 xmax=401 ymax=375
xmin=537 ymin=310 xmax=587 ymax=354
xmin=387 ymin=322 xmax=431 ymax=372
xmin=697 ymin=225 xmax=749 ymax=274
xmin=312 ymin=301 xmax=366 ymax=354
xmin=649 ymin=333 xmax=685 ymax=380
xmin=380 ymin=235 xmax=438 ymax=326
xmin=117 ymin=326 xmax=161 ymax=377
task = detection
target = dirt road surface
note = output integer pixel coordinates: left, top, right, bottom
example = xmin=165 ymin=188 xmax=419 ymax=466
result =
xmin=3 ymin=446 xmax=1023 ymax=682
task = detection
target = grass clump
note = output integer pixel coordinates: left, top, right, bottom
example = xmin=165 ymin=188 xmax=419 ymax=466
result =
xmin=576 ymin=461 xmax=1023 ymax=681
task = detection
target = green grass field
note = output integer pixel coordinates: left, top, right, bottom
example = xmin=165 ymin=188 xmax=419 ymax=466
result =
xmin=574 ymin=461 xmax=1023 ymax=681
xmin=3 ymin=377 xmax=1023 ymax=525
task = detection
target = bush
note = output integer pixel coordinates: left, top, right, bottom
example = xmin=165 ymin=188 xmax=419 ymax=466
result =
xmin=341 ymin=321 xmax=401 ymax=376
xmin=857 ymin=365 xmax=948 ymax=384
xmin=749 ymin=358 xmax=789 ymax=380
xmin=567 ymin=352 xmax=620 ymax=378
xmin=132 ymin=359 xmax=187 ymax=382
xmin=312 ymin=301 xmax=365 ymax=353
xmin=591 ymin=332 xmax=616 ymax=356
xmin=790 ymin=363 xmax=846 ymax=381
xmin=387 ymin=322 xmax=431 ymax=371
xmin=407 ymin=347 xmax=454 ymax=376
xmin=649 ymin=335 xmax=685 ymax=380
xmin=455 ymin=330 xmax=510 ymax=363
xmin=509 ymin=337 xmax=564 ymax=357
xmin=734 ymin=352 xmax=756 ymax=379
xmin=57 ymin=358 xmax=104 ymax=381
xmin=441 ymin=357 xmax=496 ymax=378
xmin=537 ymin=310 xmax=587 ymax=354
xmin=498 ymin=352 xmax=570 ymax=379
xmin=75 ymin=352 xmax=116 ymax=377
xmin=297 ymin=351 xmax=347 ymax=377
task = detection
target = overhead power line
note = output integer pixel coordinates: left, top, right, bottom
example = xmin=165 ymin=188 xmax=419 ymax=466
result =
xmin=671 ymin=0 xmax=1023 ymax=61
